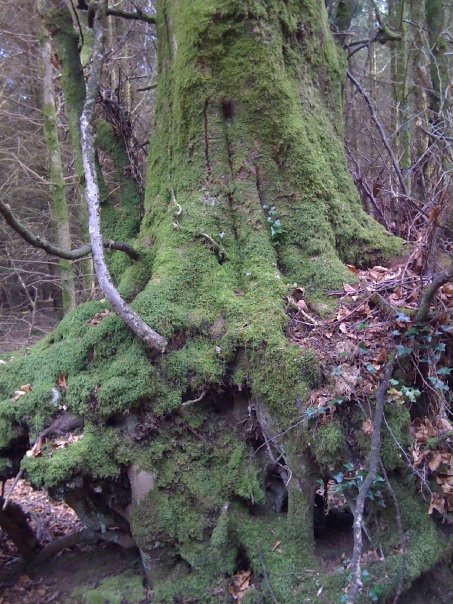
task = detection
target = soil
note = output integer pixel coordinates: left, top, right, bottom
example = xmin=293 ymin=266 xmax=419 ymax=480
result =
xmin=0 ymin=480 xmax=148 ymax=603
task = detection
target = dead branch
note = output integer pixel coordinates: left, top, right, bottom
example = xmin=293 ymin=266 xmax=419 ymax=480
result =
xmin=0 ymin=199 xmax=140 ymax=260
xmin=414 ymin=268 xmax=453 ymax=324
xmin=80 ymin=2 xmax=167 ymax=353
xmin=347 ymin=70 xmax=409 ymax=198
xmin=106 ymin=8 xmax=156 ymax=25
xmin=347 ymin=356 xmax=395 ymax=604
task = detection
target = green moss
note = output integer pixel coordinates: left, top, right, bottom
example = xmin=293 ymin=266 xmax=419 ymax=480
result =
xmin=381 ymin=404 xmax=411 ymax=470
xmin=311 ymin=420 xmax=345 ymax=468
xmin=22 ymin=425 xmax=121 ymax=488
xmin=366 ymin=481 xmax=451 ymax=601
xmin=70 ymin=571 xmax=145 ymax=604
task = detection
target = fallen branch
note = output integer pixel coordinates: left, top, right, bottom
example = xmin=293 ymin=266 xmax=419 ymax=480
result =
xmin=0 ymin=199 xmax=140 ymax=260
xmin=26 ymin=528 xmax=98 ymax=570
xmin=347 ymin=356 xmax=395 ymax=604
xmin=80 ymin=2 xmax=167 ymax=353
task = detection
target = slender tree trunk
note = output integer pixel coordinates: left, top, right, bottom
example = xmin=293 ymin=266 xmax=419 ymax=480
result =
xmin=408 ymin=0 xmax=430 ymax=200
xmin=389 ymin=0 xmax=410 ymax=182
xmin=40 ymin=0 xmax=93 ymax=296
xmin=41 ymin=35 xmax=76 ymax=313
xmin=425 ymin=0 xmax=449 ymax=117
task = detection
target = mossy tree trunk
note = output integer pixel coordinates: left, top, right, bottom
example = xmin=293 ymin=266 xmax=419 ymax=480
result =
xmin=389 ymin=0 xmax=410 ymax=182
xmin=116 ymin=0 xmax=398 ymax=598
xmin=41 ymin=34 xmax=76 ymax=313
xmin=7 ymin=1 xmax=450 ymax=602
xmin=40 ymin=0 xmax=94 ymax=296
xmin=39 ymin=0 xmax=144 ymax=294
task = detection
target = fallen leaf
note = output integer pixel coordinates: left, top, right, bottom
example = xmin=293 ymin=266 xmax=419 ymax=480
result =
xmin=362 ymin=418 xmax=373 ymax=435
xmin=343 ymin=283 xmax=356 ymax=294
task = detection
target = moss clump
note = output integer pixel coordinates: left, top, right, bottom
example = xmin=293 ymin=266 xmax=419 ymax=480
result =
xmin=70 ymin=571 xmax=145 ymax=604
xmin=380 ymin=403 xmax=411 ymax=470
xmin=22 ymin=425 xmax=121 ymax=489
xmin=311 ymin=420 xmax=345 ymax=468
xmin=365 ymin=481 xmax=451 ymax=601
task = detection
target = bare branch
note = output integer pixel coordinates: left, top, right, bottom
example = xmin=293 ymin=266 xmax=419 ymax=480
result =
xmin=347 ymin=70 xmax=409 ymax=198
xmin=106 ymin=8 xmax=156 ymax=25
xmin=414 ymin=268 xmax=453 ymax=324
xmin=80 ymin=2 xmax=167 ymax=353
xmin=0 ymin=199 xmax=139 ymax=261
xmin=347 ymin=356 xmax=395 ymax=604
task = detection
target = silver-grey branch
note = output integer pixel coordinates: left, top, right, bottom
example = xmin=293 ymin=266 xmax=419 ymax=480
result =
xmin=79 ymin=1 xmax=167 ymax=353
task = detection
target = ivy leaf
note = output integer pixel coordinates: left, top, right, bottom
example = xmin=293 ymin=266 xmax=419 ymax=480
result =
xmin=437 ymin=367 xmax=452 ymax=375
xmin=396 ymin=312 xmax=411 ymax=323
xmin=396 ymin=345 xmax=412 ymax=358
xmin=428 ymin=377 xmax=449 ymax=391
xmin=333 ymin=472 xmax=344 ymax=483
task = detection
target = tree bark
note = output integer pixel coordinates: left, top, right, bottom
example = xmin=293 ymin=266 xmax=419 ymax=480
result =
xmin=39 ymin=0 xmax=94 ymax=296
xmin=41 ymin=35 xmax=77 ymax=313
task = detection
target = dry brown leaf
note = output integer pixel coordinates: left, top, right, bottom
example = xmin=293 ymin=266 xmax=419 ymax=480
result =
xmin=362 ymin=418 xmax=373 ymax=435
xmin=343 ymin=282 xmax=356 ymax=294
xmin=228 ymin=570 xmax=252 ymax=602
xmin=90 ymin=309 xmax=111 ymax=326
xmin=57 ymin=374 xmax=67 ymax=390
xmin=297 ymin=299 xmax=309 ymax=312
xmin=441 ymin=282 xmax=453 ymax=297
xmin=339 ymin=322 xmax=348 ymax=334
xmin=428 ymin=492 xmax=445 ymax=515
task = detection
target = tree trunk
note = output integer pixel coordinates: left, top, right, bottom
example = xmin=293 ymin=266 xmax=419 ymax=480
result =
xmin=7 ymin=1 xmax=450 ymax=602
xmin=40 ymin=0 xmax=94 ymax=297
xmin=120 ymin=0 xmax=398 ymax=596
xmin=41 ymin=35 xmax=76 ymax=313
xmin=389 ymin=0 xmax=410 ymax=182
xmin=408 ymin=0 xmax=430 ymax=200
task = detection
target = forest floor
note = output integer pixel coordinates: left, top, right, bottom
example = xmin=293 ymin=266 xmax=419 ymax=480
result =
xmin=0 ymin=480 xmax=149 ymax=604
xmin=0 ymin=308 xmax=60 ymax=353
